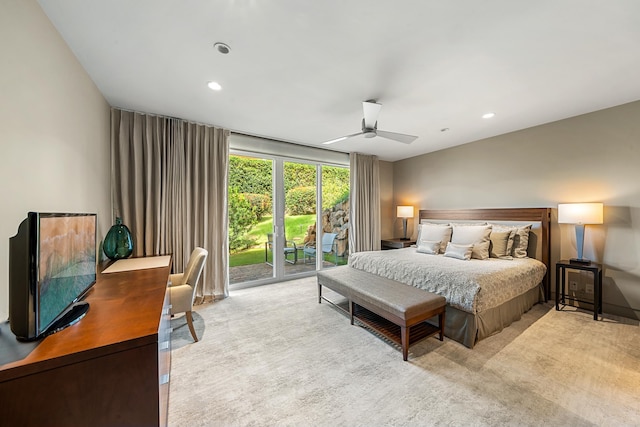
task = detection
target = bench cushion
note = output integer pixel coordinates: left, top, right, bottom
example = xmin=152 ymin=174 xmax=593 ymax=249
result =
xmin=317 ymin=266 xmax=446 ymax=321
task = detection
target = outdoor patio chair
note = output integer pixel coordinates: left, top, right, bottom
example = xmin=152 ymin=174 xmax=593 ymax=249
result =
xmin=303 ymin=232 xmax=338 ymax=266
xmin=265 ymin=232 xmax=298 ymax=265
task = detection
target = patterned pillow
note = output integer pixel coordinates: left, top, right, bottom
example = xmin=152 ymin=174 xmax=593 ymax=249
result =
xmin=512 ymin=224 xmax=532 ymax=258
xmin=451 ymin=224 xmax=492 ymax=260
xmin=491 ymin=224 xmax=532 ymax=258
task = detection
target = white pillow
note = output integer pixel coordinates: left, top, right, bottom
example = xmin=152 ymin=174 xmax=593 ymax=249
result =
xmin=417 ymin=224 xmax=452 ymax=254
xmin=451 ymin=224 xmax=492 ymax=260
xmin=416 ymin=240 xmax=441 ymax=255
xmin=443 ymin=242 xmax=473 ymax=260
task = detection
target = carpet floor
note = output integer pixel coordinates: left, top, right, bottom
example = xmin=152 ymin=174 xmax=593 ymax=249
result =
xmin=168 ymin=276 xmax=640 ymax=426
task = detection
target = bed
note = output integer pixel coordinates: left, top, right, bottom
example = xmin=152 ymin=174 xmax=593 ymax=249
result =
xmin=348 ymin=208 xmax=551 ymax=348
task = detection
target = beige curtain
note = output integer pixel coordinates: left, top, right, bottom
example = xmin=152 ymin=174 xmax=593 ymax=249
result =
xmin=348 ymin=152 xmax=381 ymax=253
xmin=111 ymin=109 xmax=230 ymax=300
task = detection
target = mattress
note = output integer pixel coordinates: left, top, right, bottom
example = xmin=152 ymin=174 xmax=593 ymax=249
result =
xmin=348 ymin=247 xmax=547 ymax=313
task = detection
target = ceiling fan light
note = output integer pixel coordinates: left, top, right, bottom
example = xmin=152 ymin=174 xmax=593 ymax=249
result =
xmin=363 ymin=131 xmax=376 ymax=138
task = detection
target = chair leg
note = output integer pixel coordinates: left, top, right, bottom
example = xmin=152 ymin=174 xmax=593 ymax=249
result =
xmin=186 ymin=311 xmax=199 ymax=342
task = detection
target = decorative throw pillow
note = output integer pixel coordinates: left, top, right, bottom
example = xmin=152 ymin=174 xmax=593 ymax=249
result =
xmin=489 ymin=230 xmax=514 ymax=259
xmin=417 ymin=224 xmax=452 ymax=254
xmin=490 ymin=224 xmax=516 ymax=256
xmin=416 ymin=240 xmax=441 ymax=255
xmin=451 ymin=224 xmax=492 ymax=260
xmin=443 ymin=242 xmax=473 ymax=260
xmin=512 ymin=224 xmax=532 ymax=258
xmin=490 ymin=224 xmax=532 ymax=258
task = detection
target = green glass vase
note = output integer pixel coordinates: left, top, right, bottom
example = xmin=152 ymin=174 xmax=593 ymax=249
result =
xmin=103 ymin=217 xmax=134 ymax=260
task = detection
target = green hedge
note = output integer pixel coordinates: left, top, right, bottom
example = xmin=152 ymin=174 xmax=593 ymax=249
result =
xmin=244 ymin=193 xmax=272 ymax=221
xmin=286 ymin=186 xmax=316 ymax=215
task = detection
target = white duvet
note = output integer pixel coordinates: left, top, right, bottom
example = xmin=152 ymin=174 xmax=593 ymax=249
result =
xmin=348 ymin=248 xmax=546 ymax=313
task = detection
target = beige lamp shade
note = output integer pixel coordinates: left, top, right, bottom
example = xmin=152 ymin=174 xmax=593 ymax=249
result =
xmin=557 ymin=203 xmax=603 ymax=225
xmin=558 ymin=202 xmax=603 ymax=263
xmin=396 ymin=206 xmax=414 ymax=218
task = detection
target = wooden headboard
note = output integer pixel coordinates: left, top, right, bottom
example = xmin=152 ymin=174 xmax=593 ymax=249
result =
xmin=418 ymin=208 xmax=552 ymax=300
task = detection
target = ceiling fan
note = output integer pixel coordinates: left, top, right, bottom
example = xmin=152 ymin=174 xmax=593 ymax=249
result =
xmin=322 ymin=100 xmax=418 ymax=145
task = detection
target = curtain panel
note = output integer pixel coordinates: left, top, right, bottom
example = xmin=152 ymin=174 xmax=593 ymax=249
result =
xmin=348 ymin=152 xmax=381 ymax=253
xmin=111 ymin=108 xmax=230 ymax=300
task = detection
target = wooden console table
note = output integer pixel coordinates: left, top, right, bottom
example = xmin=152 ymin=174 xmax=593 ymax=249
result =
xmin=0 ymin=257 xmax=172 ymax=426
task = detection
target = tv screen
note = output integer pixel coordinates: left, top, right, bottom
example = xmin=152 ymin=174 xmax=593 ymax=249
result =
xmin=9 ymin=212 xmax=97 ymax=341
xmin=37 ymin=213 xmax=96 ymax=332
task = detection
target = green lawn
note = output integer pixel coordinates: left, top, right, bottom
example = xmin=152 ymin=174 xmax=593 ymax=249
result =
xmin=231 ymin=214 xmax=315 ymax=267
xmin=230 ymin=214 xmax=348 ymax=267
xmin=246 ymin=214 xmax=315 ymax=245
xmin=230 ymin=247 xmax=267 ymax=266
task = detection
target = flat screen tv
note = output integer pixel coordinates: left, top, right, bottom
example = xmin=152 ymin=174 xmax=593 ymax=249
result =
xmin=9 ymin=212 xmax=97 ymax=341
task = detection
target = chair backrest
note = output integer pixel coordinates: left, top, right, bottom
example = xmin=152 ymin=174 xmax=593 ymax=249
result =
xmin=184 ymin=247 xmax=208 ymax=290
xmin=321 ymin=233 xmax=337 ymax=253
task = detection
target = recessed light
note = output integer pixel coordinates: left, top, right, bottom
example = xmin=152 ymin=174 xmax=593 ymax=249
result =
xmin=213 ymin=42 xmax=230 ymax=54
xmin=482 ymin=112 xmax=496 ymax=119
xmin=207 ymin=81 xmax=222 ymax=91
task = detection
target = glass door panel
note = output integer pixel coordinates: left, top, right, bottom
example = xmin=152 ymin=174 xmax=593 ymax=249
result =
xmin=228 ymin=154 xmax=274 ymax=285
xmin=320 ymin=165 xmax=350 ymax=268
xmin=283 ymin=161 xmax=317 ymax=277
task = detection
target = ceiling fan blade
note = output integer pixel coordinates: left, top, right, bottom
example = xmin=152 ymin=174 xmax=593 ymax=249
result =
xmin=376 ymin=130 xmax=418 ymax=144
xmin=362 ymin=101 xmax=382 ymax=129
xmin=322 ymin=131 xmax=364 ymax=145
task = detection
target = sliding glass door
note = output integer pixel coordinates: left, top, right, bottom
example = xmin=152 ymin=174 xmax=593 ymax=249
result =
xmin=228 ymin=153 xmax=349 ymax=287
xmin=283 ymin=161 xmax=317 ymax=278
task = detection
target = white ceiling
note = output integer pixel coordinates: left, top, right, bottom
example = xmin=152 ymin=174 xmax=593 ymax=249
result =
xmin=38 ymin=0 xmax=640 ymax=162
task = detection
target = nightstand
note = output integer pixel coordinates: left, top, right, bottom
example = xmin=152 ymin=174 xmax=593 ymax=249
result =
xmin=555 ymin=260 xmax=603 ymax=320
xmin=381 ymin=238 xmax=416 ymax=250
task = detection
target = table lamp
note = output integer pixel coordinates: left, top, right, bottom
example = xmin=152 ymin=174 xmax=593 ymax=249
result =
xmin=558 ymin=202 xmax=603 ymax=264
xmin=397 ymin=206 xmax=414 ymax=240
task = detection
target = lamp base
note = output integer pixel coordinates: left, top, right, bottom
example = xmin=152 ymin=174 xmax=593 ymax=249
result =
xmin=570 ymin=258 xmax=591 ymax=265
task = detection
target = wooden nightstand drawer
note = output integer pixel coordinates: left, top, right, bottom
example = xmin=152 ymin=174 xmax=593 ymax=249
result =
xmin=381 ymin=239 xmax=416 ymax=250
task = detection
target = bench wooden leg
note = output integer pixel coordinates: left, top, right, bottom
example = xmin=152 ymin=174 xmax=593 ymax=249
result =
xmin=349 ymin=301 xmax=355 ymax=325
xmin=318 ymin=283 xmax=322 ymax=304
xmin=439 ymin=310 xmax=445 ymax=341
xmin=401 ymin=326 xmax=409 ymax=361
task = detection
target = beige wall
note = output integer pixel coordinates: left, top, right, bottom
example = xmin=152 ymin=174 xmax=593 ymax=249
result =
xmin=379 ymin=160 xmax=395 ymax=239
xmin=390 ymin=101 xmax=640 ymax=320
xmin=0 ymin=1 xmax=111 ymax=320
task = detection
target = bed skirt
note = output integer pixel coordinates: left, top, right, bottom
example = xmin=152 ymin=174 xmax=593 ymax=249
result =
xmin=444 ymin=285 xmax=542 ymax=348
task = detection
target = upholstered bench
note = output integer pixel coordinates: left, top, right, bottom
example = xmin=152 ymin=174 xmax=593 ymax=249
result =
xmin=317 ymin=266 xmax=446 ymax=361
